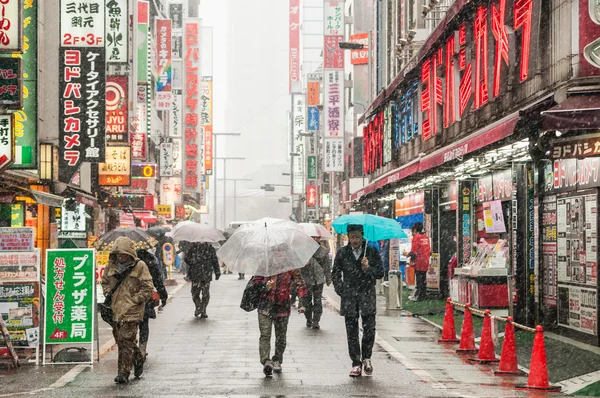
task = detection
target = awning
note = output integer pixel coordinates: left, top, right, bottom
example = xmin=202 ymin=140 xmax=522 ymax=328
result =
xmin=350 ymin=113 xmax=520 ymax=201
xmin=541 ymin=95 xmax=600 ymax=131
xmin=30 ymin=190 xmax=65 ymax=207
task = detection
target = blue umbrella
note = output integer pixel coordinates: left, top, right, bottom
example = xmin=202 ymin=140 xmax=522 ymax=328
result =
xmin=331 ymin=214 xmax=408 ymax=241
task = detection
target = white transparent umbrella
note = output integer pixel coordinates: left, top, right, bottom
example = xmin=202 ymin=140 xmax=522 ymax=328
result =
xmin=217 ymin=223 xmax=319 ymax=277
xmin=298 ymin=223 xmax=334 ymax=240
xmin=168 ymin=222 xmax=226 ymax=243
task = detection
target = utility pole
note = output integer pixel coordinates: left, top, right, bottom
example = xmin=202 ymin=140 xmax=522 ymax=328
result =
xmin=212 ymin=133 xmax=241 ymax=228
xmin=215 ymin=156 xmax=245 ymax=228
xmin=222 ymin=178 xmax=252 ymax=220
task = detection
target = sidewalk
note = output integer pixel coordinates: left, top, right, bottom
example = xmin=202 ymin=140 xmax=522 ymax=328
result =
xmin=2 ymin=273 xmax=561 ymax=397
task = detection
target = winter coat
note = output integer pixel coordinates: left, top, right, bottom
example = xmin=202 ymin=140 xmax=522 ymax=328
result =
xmin=101 ymin=237 xmax=154 ymax=322
xmin=332 ymin=241 xmax=384 ymax=317
xmin=300 ymin=245 xmax=331 ymax=286
xmin=250 ymin=270 xmax=307 ymax=318
xmin=137 ymin=250 xmax=168 ymax=319
xmin=186 ymin=243 xmax=220 ymax=283
xmin=409 ymin=233 xmax=431 ymax=272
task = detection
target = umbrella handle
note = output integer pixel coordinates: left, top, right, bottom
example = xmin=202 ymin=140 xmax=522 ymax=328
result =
xmin=363 ymin=239 xmax=369 ymax=258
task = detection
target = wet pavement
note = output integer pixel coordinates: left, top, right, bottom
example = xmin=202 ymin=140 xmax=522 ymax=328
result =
xmin=1 ymin=274 xmax=565 ymax=397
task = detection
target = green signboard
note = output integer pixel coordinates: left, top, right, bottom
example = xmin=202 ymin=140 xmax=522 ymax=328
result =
xmin=8 ymin=1 xmax=37 ymax=169
xmin=308 ymin=156 xmax=317 ymax=180
xmin=44 ymin=249 xmax=95 ymax=345
xmin=137 ymin=23 xmax=148 ymax=84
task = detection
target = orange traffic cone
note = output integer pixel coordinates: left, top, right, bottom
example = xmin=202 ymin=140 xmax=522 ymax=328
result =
xmin=438 ymin=298 xmax=459 ymax=343
xmin=469 ymin=310 xmax=499 ymax=364
xmin=516 ymin=326 xmax=561 ymax=391
xmin=456 ymin=304 xmax=478 ymax=354
xmin=495 ymin=317 xmax=525 ymax=375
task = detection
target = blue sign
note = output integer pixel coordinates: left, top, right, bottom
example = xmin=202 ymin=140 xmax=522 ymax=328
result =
xmin=307 ymin=106 xmax=320 ymax=131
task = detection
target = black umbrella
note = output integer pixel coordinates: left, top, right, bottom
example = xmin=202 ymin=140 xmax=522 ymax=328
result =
xmin=147 ymin=226 xmax=171 ymax=239
xmin=93 ymin=228 xmax=158 ymax=252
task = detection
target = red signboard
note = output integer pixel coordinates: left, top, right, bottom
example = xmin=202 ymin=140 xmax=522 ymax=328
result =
xmin=289 ymin=0 xmax=300 ymax=93
xmin=306 ymin=185 xmax=317 ymax=207
xmin=184 ymin=20 xmax=201 ymax=192
xmin=350 ymin=33 xmax=368 ymax=65
xmin=156 ymin=19 xmax=172 ymax=93
xmin=106 ymin=76 xmax=128 ymax=143
xmin=324 ymin=35 xmax=344 ymax=69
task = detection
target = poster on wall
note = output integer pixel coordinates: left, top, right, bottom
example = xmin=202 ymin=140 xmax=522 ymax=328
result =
xmin=558 ymin=284 xmax=597 ymax=335
xmin=542 ymin=194 xmax=558 ymax=307
xmin=556 ymin=192 xmax=597 ymax=287
xmin=483 ymin=200 xmax=506 ymax=233
xmin=0 ymin=283 xmax=40 ymax=346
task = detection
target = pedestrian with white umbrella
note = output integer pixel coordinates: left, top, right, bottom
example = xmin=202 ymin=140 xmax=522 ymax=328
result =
xmin=219 ymin=223 xmax=318 ymax=376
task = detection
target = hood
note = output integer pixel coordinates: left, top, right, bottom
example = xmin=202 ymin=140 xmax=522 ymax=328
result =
xmin=111 ymin=236 xmax=138 ymax=260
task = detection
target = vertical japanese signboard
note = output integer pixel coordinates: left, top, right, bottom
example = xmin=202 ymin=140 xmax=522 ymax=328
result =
xmin=137 ymin=1 xmax=149 ymax=84
xmin=58 ymin=48 xmax=106 ymax=183
xmin=307 ymin=73 xmax=320 ymax=134
xmin=323 ymin=138 xmax=344 ymax=172
xmin=159 ymin=142 xmax=174 ymax=177
xmin=323 ymin=70 xmax=344 ymax=172
xmin=131 ymin=84 xmax=147 ymax=160
xmin=98 ymin=145 xmax=131 ymax=186
xmin=291 ymin=93 xmax=305 ymax=194
xmin=156 ymin=18 xmax=172 ymax=110
xmin=59 ymin=1 xmax=106 ymax=183
xmin=183 ymin=19 xmax=202 ymax=193
xmin=0 ymin=58 xmax=22 ymax=109
xmin=324 ymin=1 xmax=344 ymax=35
xmin=44 ymin=249 xmax=95 ymax=353
xmin=200 ymin=78 xmax=212 ymax=174
xmin=106 ymin=76 xmax=128 ymax=143
xmin=306 ymin=185 xmax=317 ymax=207
xmin=350 ymin=33 xmax=369 ymax=65
xmin=0 ymin=114 xmax=14 ymax=172
xmin=105 ymin=0 xmax=128 ymax=63
xmin=289 ymin=0 xmax=300 ymax=93
xmin=324 ymin=35 xmax=344 ymax=69
xmin=0 ymin=0 xmax=22 ymax=52
xmin=8 ymin=1 xmax=36 ymax=169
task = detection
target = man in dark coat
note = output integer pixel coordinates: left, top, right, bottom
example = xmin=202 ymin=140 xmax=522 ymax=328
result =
xmin=136 ymin=249 xmax=168 ymax=358
xmin=300 ymin=239 xmax=331 ymax=329
xmin=186 ymin=242 xmax=220 ymax=318
xmin=332 ymin=224 xmax=384 ymax=378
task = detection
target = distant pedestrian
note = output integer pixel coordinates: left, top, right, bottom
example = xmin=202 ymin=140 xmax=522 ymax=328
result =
xmin=186 ymin=242 xmax=220 ymax=318
xmin=101 ymin=237 xmax=154 ymax=384
xmin=249 ymin=258 xmax=307 ymax=376
xmin=300 ymin=237 xmax=331 ymax=329
xmin=238 ymin=272 xmax=245 ymax=280
xmin=136 ymin=249 xmax=168 ymax=359
xmin=332 ymin=224 xmax=384 ymax=377
xmin=404 ymin=222 xmax=431 ymax=301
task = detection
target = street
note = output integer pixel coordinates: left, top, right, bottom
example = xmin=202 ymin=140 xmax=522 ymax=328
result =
xmin=1 ymin=274 xmax=563 ymax=397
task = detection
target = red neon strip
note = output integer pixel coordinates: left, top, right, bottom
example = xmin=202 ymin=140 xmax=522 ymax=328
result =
xmin=514 ymin=0 xmax=533 ymax=82
xmin=492 ymin=0 xmax=509 ymax=98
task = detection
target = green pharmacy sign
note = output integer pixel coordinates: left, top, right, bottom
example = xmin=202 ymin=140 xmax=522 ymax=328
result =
xmin=44 ymin=249 xmax=95 ymax=345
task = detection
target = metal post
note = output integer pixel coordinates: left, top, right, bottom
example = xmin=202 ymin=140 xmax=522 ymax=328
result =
xmin=223 ymin=159 xmax=227 ymax=228
xmin=213 ymin=136 xmax=217 ymax=227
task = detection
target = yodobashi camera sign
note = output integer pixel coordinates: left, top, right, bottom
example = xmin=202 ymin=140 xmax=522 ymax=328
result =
xmin=60 ymin=0 xmax=105 ymax=47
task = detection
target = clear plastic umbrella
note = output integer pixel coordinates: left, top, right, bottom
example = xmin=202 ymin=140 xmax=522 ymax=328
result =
xmin=298 ymin=223 xmax=334 ymax=240
xmin=217 ymin=223 xmax=319 ymax=277
xmin=167 ymin=222 xmax=226 ymax=243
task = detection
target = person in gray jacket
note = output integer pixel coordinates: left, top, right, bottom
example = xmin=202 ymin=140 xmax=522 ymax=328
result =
xmin=300 ymin=237 xmax=331 ymax=329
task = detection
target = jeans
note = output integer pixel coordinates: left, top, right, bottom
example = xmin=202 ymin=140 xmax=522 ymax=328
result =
xmin=415 ymin=270 xmax=427 ymax=300
xmin=258 ymin=313 xmax=289 ymax=365
xmin=303 ymin=284 xmax=324 ymax=324
xmin=191 ymin=281 xmax=211 ymax=314
xmin=344 ymin=314 xmax=376 ymax=367
xmin=112 ymin=321 xmax=143 ymax=376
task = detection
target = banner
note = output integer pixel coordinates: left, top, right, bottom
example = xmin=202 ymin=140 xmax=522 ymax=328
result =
xmin=308 ymin=156 xmax=317 ymax=180
xmin=0 ymin=227 xmax=34 ymax=251
xmin=156 ymin=18 xmax=172 ymax=110
xmin=324 ymin=1 xmax=344 ymax=35
xmin=183 ymin=19 xmax=202 ymax=193
xmin=44 ymin=249 xmax=95 ymax=344
xmin=323 ymin=138 xmax=344 ymax=172
xmin=289 ymin=0 xmax=300 ymax=93
xmin=105 ymin=0 xmax=128 ymax=62
xmin=306 ymin=185 xmax=317 ymax=207
xmin=160 ymin=177 xmax=183 ymax=207
xmin=292 ymin=93 xmax=305 ymax=194
xmin=200 ymin=78 xmax=213 ymax=174
xmin=106 ymin=76 xmax=128 ymax=143
xmin=324 ymin=35 xmax=344 ymax=69
xmin=59 ymin=48 xmax=106 ymax=183
xmin=131 ymin=84 xmax=147 ymax=160
xmin=98 ymin=145 xmax=131 ymax=186
xmin=0 ymin=249 xmax=40 ymax=282
xmin=60 ymin=0 xmax=104 ymax=47
xmin=0 ymin=58 xmax=22 ymax=109
xmin=137 ymin=1 xmax=149 ymax=84
xmin=323 ymin=70 xmax=344 ymax=137
xmin=350 ymin=33 xmax=369 ymax=65
xmin=159 ymin=142 xmax=174 ymax=177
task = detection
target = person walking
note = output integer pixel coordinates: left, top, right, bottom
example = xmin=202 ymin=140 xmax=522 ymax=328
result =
xmin=332 ymin=224 xmax=384 ymax=377
xmin=186 ymin=242 xmax=220 ymax=318
xmin=300 ymin=237 xmax=331 ymax=329
xmin=405 ymin=222 xmax=431 ymax=301
xmin=249 ymin=265 xmax=307 ymax=376
xmin=136 ymin=249 xmax=168 ymax=359
xmin=102 ymin=237 xmax=154 ymax=384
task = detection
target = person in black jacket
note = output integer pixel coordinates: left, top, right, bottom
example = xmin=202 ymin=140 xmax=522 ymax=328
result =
xmin=136 ymin=249 xmax=168 ymax=358
xmin=332 ymin=224 xmax=384 ymax=378
xmin=186 ymin=242 xmax=220 ymax=318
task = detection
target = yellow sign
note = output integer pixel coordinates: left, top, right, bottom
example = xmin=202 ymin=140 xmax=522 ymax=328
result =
xmin=158 ymin=204 xmax=171 ymax=215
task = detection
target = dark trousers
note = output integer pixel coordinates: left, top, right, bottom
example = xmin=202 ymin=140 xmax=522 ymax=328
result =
xmin=344 ymin=314 xmax=376 ymax=367
xmin=415 ymin=270 xmax=427 ymax=300
xmin=139 ymin=315 xmax=149 ymax=344
xmin=258 ymin=313 xmax=289 ymax=364
xmin=191 ymin=281 xmax=211 ymax=314
xmin=303 ymin=283 xmax=324 ymax=324
xmin=112 ymin=321 xmax=143 ymax=376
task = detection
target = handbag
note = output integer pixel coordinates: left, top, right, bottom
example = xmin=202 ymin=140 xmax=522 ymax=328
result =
xmin=98 ymin=264 xmax=135 ymax=324
xmin=240 ymin=279 xmax=261 ymax=312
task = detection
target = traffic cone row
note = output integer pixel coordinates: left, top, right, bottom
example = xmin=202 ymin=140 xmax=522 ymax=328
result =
xmin=437 ymin=299 xmax=561 ymax=392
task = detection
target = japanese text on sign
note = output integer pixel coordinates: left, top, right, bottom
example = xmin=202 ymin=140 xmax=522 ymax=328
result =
xmin=60 ymin=0 xmax=105 ymax=47
xmin=105 ymin=0 xmax=127 ymax=62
